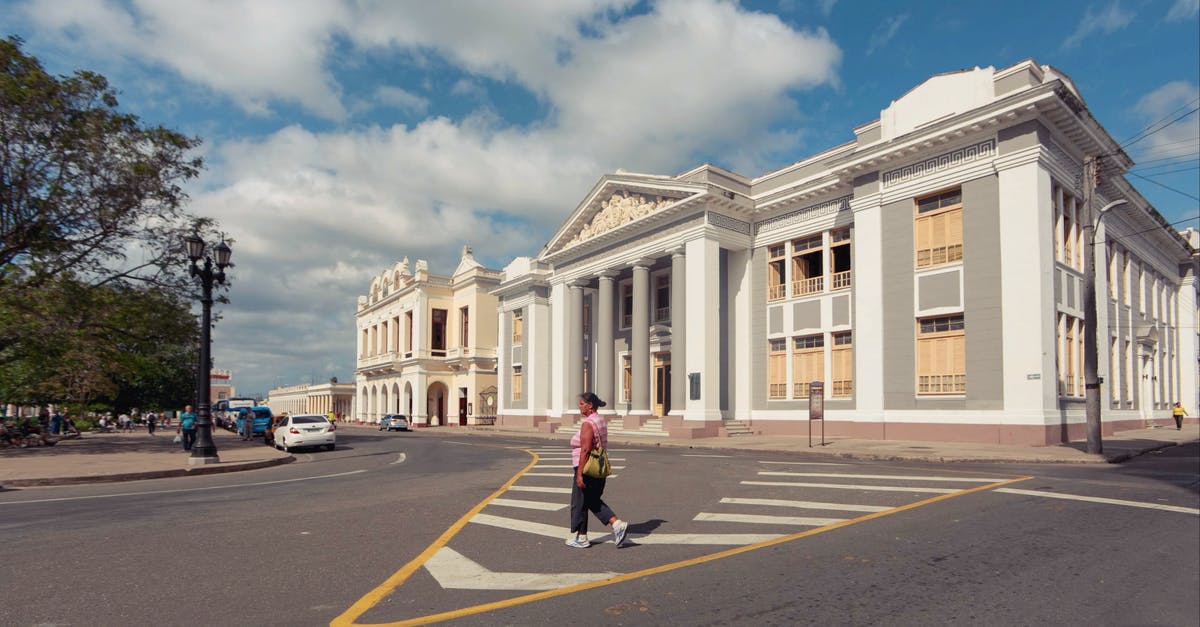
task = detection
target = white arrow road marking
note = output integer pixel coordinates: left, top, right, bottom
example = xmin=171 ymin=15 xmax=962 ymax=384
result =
xmin=720 ymin=497 xmax=891 ymax=513
xmin=508 ymin=485 xmax=571 ymax=494
xmin=995 ymin=488 xmax=1200 ymax=515
xmin=470 ymin=513 xmax=783 ymax=545
xmin=0 ymin=470 xmax=369 ymax=505
xmin=694 ymin=512 xmax=847 ymax=526
xmin=425 ymin=547 xmax=620 ymax=590
xmin=758 ymin=471 xmax=1007 ymax=483
xmin=489 ymin=498 xmax=567 ymax=511
xmin=742 ymin=481 xmax=958 ymax=494
xmin=390 ymin=453 xmax=407 ymax=465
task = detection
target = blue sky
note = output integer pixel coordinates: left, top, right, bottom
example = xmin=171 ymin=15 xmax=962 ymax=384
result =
xmin=5 ymin=0 xmax=1197 ymax=398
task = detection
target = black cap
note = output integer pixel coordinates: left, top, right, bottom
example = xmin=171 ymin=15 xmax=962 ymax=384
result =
xmin=579 ymin=392 xmax=606 ymax=408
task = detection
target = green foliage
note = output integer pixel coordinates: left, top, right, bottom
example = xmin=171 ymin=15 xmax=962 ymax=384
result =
xmin=0 ymin=36 xmax=224 ymax=412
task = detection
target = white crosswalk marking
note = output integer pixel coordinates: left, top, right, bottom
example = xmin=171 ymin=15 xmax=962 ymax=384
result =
xmin=489 ymin=498 xmax=567 ymax=511
xmin=996 ymin=488 xmax=1200 ymax=515
xmin=719 ymin=497 xmax=890 ymax=513
xmin=425 ymin=547 xmax=619 ymax=590
xmin=508 ymin=485 xmax=571 ymax=494
xmin=694 ymin=512 xmax=846 ymax=526
xmin=743 ymin=481 xmax=958 ymax=494
xmin=536 ymin=463 xmax=626 ymax=468
xmin=470 ymin=513 xmax=783 ymax=545
xmin=758 ymin=471 xmax=1006 ymax=483
xmin=523 ymin=472 xmax=621 ymax=478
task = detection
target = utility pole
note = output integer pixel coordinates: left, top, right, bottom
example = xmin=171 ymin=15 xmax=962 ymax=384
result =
xmin=1081 ymin=156 xmax=1102 ymax=454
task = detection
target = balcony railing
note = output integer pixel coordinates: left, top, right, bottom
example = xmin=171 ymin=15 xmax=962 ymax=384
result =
xmin=831 ymin=270 xmax=851 ymax=290
xmin=792 ymin=276 xmax=823 ymax=296
xmin=358 ymin=351 xmax=397 ymax=369
xmin=654 ymin=306 xmax=670 ymax=323
xmin=767 ymin=283 xmax=786 ymax=301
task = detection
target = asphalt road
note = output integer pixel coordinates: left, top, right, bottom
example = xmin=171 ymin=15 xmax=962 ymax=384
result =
xmin=1 ymin=432 xmax=1196 ymax=626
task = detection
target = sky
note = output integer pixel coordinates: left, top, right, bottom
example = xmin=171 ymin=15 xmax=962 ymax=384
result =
xmin=4 ymin=0 xmax=1198 ymax=399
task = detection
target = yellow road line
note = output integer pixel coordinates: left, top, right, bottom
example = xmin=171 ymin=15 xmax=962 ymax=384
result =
xmin=329 ymin=451 xmax=540 ymax=627
xmin=337 ymin=470 xmax=1033 ymax=626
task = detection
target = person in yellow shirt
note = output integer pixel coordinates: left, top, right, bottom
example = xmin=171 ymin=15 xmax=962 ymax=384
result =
xmin=1171 ymin=402 xmax=1188 ymax=431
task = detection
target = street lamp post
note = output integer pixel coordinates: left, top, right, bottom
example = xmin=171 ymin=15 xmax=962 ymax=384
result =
xmin=1081 ymin=155 xmax=1127 ymax=455
xmin=185 ymin=234 xmax=232 ymax=466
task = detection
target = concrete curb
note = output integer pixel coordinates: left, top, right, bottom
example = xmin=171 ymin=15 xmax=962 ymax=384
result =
xmin=2 ymin=455 xmax=295 ymax=487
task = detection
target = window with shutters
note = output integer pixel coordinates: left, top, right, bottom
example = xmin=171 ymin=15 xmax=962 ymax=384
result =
xmin=768 ymin=338 xmax=787 ymax=399
xmin=791 ymin=235 xmax=823 ymax=296
xmin=511 ymin=366 xmax=522 ymax=402
xmin=917 ymin=315 xmax=965 ymax=395
xmin=622 ymin=355 xmax=632 ymax=402
xmin=792 ymin=334 xmax=824 ymax=398
xmin=1057 ymin=312 xmax=1082 ymax=397
xmin=914 ymin=189 xmax=963 ymax=269
xmin=404 ymin=311 xmax=413 ymax=357
xmin=831 ymin=229 xmax=852 ymax=290
xmin=511 ymin=309 xmax=523 ymax=344
xmin=767 ymin=244 xmax=786 ymax=301
xmin=831 ymin=331 xmax=853 ymax=397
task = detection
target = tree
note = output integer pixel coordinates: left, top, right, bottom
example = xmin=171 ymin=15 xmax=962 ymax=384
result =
xmin=0 ymin=36 xmax=223 ymax=411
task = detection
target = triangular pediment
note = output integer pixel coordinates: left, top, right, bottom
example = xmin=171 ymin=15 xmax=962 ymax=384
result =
xmin=542 ymin=173 xmax=707 ymax=259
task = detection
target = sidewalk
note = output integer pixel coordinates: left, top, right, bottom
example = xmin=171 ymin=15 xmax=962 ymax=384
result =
xmin=1 ymin=422 xmax=1195 ymax=488
xmin=0 ymin=427 xmax=292 ymax=487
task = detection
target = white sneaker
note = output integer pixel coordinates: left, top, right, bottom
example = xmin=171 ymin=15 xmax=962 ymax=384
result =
xmin=612 ymin=520 xmax=628 ymax=547
xmin=565 ymin=536 xmax=590 ymax=548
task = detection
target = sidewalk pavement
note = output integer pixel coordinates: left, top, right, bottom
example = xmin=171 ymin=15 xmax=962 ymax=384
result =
xmin=1 ymin=422 xmax=1195 ymax=488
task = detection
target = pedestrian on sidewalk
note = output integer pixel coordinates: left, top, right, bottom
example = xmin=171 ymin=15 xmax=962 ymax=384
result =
xmin=178 ymin=405 xmax=197 ymax=452
xmin=1172 ymin=402 xmax=1188 ymax=431
xmin=239 ymin=409 xmax=253 ymax=441
xmin=566 ymin=392 xmax=629 ymax=549
xmin=146 ymin=411 xmax=157 ymax=436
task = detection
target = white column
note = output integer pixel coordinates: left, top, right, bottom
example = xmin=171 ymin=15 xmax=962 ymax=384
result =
xmin=851 ymin=194 xmax=884 ymax=421
xmin=727 ymin=247 xmax=752 ymax=420
xmin=1178 ymin=273 xmax=1199 ymax=414
xmin=631 ymin=262 xmax=652 ymax=415
xmin=550 ymin=281 xmax=567 ymax=418
xmin=597 ymin=272 xmax=616 ymax=410
xmin=669 ymin=252 xmax=686 ymax=415
xmin=684 ymin=239 xmax=721 ymax=420
xmin=568 ymin=282 xmax=584 ymax=410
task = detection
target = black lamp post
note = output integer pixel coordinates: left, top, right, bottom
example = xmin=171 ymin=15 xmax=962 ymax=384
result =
xmin=185 ymin=234 xmax=232 ymax=466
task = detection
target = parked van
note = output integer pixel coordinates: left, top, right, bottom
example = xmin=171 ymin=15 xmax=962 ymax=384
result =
xmin=236 ymin=406 xmax=274 ymax=435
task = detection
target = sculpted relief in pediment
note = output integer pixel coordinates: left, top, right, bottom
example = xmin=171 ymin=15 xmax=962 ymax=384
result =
xmin=564 ymin=191 xmax=676 ymax=248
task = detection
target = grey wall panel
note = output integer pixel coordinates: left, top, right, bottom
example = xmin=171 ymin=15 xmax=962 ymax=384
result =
xmin=792 ymin=300 xmax=821 ymax=331
xmin=881 ymin=197 xmax=916 ymax=409
xmin=918 ymin=270 xmax=961 ymax=310
xmin=751 ymin=246 xmax=768 ymax=410
xmin=854 ymin=171 xmax=880 ymax=197
xmin=1066 ymin=274 xmax=1076 ymax=309
xmin=511 ymin=345 xmax=523 ymax=365
xmin=856 ymin=124 xmax=882 ymax=146
xmin=961 ymin=174 xmax=1004 ymax=408
xmin=832 ymin=294 xmax=850 ymax=326
xmin=997 ymin=119 xmax=1048 ymax=155
xmin=768 ymin=305 xmax=783 ymax=335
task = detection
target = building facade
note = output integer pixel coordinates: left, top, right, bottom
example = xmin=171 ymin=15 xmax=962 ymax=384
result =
xmin=493 ymin=59 xmax=1199 ymax=445
xmin=266 ymin=380 xmax=355 ymax=418
xmin=355 ymin=247 xmax=502 ymax=426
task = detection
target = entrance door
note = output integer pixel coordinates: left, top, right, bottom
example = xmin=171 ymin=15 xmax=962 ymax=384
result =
xmin=458 ymin=389 xmax=468 ymax=426
xmin=653 ymin=353 xmax=671 ymax=417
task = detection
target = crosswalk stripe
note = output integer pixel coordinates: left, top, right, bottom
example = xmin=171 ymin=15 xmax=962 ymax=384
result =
xmin=759 ymin=461 xmax=849 ymax=466
xmin=469 ymin=513 xmax=783 ymax=545
xmin=489 ymin=498 xmax=567 ymax=511
xmin=695 ymin=512 xmax=846 ymax=526
xmin=719 ymin=497 xmax=890 ymax=513
xmin=995 ymin=488 xmax=1200 ymax=515
xmin=508 ymin=486 xmax=571 ymax=494
xmin=758 ymin=471 xmax=1006 ymax=483
xmin=742 ymin=481 xmax=958 ymax=494
xmin=682 ymin=454 xmax=731 ymax=458
xmin=425 ymin=547 xmax=619 ymax=590
xmin=536 ymin=463 xmax=626 ymax=468
xmin=523 ymin=472 xmax=622 ymax=478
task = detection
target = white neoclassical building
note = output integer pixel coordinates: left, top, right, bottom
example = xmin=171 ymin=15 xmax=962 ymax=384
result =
xmin=354 ymin=247 xmax=502 ymax=427
xmin=493 ymin=59 xmax=1199 ymax=445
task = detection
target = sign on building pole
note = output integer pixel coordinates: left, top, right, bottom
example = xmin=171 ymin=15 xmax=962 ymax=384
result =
xmin=808 ymin=381 xmax=825 ymax=448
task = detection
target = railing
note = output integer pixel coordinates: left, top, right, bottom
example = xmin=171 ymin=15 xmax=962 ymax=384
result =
xmin=622 ymin=313 xmax=632 ymax=327
xmin=831 ymin=380 xmax=853 ymax=397
xmin=358 ymin=351 xmax=397 ymax=369
xmin=768 ymin=383 xmax=787 ymax=399
xmin=768 ymin=283 xmax=786 ymax=301
xmin=831 ymin=270 xmax=851 ymax=290
xmin=654 ymin=306 xmax=670 ymax=322
xmin=792 ymin=276 xmax=823 ymax=296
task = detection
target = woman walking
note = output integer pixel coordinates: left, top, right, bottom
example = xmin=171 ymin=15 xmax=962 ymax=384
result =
xmin=567 ymin=392 xmax=629 ymax=549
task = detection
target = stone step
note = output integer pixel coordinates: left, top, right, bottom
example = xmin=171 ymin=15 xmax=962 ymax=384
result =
xmin=722 ymin=421 xmax=754 ymax=436
xmin=558 ymin=420 xmax=669 ymax=438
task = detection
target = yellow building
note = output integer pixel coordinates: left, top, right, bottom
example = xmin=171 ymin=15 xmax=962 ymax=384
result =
xmin=355 ymin=246 xmax=501 ymax=427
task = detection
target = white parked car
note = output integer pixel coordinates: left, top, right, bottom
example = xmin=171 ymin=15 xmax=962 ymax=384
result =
xmin=272 ymin=414 xmax=336 ymax=452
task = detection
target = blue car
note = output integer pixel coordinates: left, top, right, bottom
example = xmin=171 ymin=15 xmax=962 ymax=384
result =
xmin=237 ymin=407 xmax=274 ymax=435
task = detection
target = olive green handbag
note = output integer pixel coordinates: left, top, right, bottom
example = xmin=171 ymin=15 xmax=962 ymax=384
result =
xmin=581 ymin=444 xmax=612 ymax=478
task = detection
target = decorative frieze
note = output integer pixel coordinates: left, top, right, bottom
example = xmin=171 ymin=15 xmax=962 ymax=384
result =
xmin=754 ymin=195 xmax=850 ymax=235
xmin=708 ymin=212 xmax=751 ymax=235
xmin=882 ymin=139 xmax=995 ymax=188
xmin=563 ymin=191 xmax=677 ymax=247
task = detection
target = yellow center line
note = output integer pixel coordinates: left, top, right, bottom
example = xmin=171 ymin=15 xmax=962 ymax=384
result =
xmin=329 ymin=450 xmax=540 ymax=627
xmin=335 ymin=468 xmax=1033 ymax=626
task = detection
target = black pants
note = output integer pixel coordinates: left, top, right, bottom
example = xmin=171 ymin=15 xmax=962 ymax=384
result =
xmin=1174 ymin=414 xmax=1183 ymax=429
xmin=181 ymin=428 xmax=196 ymax=451
xmin=570 ymin=467 xmax=616 ymax=535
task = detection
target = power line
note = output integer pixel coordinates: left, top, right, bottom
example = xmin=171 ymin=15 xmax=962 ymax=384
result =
xmin=1126 ymin=171 xmax=1200 ymax=202
xmin=1120 ymin=97 xmax=1200 ymax=150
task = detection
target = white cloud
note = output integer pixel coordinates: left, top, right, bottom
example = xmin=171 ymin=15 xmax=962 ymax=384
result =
xmin=1131 ymin=80 xmax=1200 ymax=159
xmin=865 ymin=13 xmax=908 ymax=56
xmin=1166 ymin=0 xmax=1199 ymax=20
xmin=1063 ymin=2 xmax=1134 ymax=49
xmin=373 ymin=86 xmax=430 ymax=115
